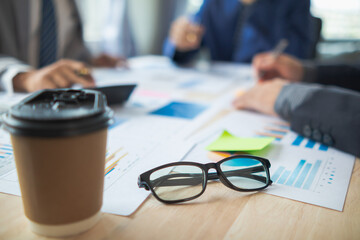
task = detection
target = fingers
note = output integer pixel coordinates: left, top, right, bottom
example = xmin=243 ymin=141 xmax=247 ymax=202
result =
xmin=36 ymin=76 xmax=58 ymax=90
xmin=232 ymin=80 xmax=287 ymax=116
xmin=91 ymin=54 xmax=127 ymax=68
xmin=252 ymin=53 xmax=278 ymax=81
xmin=51 ymin=73 xmax=72 ymax=88
xmin=170 ymin=16 xmax=204 ymax=51
xmin=56 ymin=60 xmax=95 ymax=87
xmin=253 ymin=52 xmax=273 ymax=70
xmin=15 ymin=59 xmax=97 ymax=92
xmin=60 ymin=65 xmax=95 ymax=88
xmin=233 ymin=89 xmax=255 ymax=110
xmin=116 ymin=57 xmax=129 ymax=69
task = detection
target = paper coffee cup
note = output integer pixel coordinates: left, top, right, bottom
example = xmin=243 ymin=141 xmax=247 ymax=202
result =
xmin=2 ymin=89 xmax=113 ymax=237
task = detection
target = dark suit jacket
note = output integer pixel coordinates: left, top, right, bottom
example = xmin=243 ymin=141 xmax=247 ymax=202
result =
xmin=315 ymin=64 xmax=360 ymax=92
xmin=276 ymin=83 xmax=360 ymax=157
xmin=0 ymin=0 xmax=91 ymax=69
xmin=164 ymin=0 xmax=313 ymax=64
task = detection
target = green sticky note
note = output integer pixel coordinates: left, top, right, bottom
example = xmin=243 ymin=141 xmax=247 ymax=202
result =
xmin=206 ymin=130 xmax=274 ymax=151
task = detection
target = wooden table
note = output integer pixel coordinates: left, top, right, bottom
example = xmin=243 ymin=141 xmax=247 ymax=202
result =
xmin=1 ymin=159 xmax=359 ymax=240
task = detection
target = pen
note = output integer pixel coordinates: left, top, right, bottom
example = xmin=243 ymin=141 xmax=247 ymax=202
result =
xmin=76 ymin=67 xmax=91 ymax=77
xmin=258 ymin=39 xmax=289 ymax=79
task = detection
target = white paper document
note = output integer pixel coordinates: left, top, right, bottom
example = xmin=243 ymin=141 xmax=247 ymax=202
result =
xmin=103 ymin=124 xmax=194 ymax=215
xmin=185 ymin=110 xmax=355 ymax=211
xmin=0 ymin=130 xmax=20 ymax=196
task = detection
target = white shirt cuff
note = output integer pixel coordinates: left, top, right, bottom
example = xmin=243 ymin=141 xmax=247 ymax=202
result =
xmin=0 ymin=64 xmax=33 ymax=93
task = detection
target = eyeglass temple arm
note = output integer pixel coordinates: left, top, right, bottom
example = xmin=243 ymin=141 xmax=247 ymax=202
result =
xmin=149 ymin=166 xmax=268 ymax=188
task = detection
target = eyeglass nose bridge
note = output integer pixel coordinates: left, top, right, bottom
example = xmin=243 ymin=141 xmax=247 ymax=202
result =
xmin=204 ymin=162 xmax=235 ymax=189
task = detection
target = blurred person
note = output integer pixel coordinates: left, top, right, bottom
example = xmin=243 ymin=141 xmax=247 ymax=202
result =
xmin=163 ymin=0 xmax=313 ymax=64
xmin=253 ymin=52 xmax=360 ymax=92
xmin=101 ymin=0 xmax=136 ymax=58
xmin=0 ymin=0 xmax=125 ymax=93
xmin=232 ymin=66 xmax=360 ymax=157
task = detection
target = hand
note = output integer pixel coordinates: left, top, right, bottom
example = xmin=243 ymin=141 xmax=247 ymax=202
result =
xmin=169 ymin=16 xmax=205 ymax=52
xmin=233 ymin=79 xmax=288 ymax=116
xmin=13 ymin=59 xmax=95 ymax=92
xmin=91 ymin=54 xmax=128 ymax=68
xmin=252 ymin=52 xmax=304 ymax=82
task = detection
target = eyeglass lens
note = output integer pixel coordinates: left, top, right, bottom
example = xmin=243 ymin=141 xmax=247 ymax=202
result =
xmin=149 ymin=165 xmax=205 ymax=201
xmin=219 ymin=158 xmax=268 ymax=189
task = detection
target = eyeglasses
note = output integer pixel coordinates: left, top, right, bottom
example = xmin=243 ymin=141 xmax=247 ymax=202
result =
xmin=138 ymin=155 xmax=272 ymax=204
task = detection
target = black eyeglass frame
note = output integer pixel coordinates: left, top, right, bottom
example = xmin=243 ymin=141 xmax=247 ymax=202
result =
xmin=138 ymin=154 xmax=272 ymax=204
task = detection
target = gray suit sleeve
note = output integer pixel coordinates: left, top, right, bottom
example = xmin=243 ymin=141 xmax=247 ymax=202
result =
xmin=275 ymin=83 xmax=360 ymax=157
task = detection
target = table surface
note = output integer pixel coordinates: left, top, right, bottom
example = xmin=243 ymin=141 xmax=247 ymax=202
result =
xmin=1 ymin=63 xmax=359 ymax=239
xmin=0 ymin=159 xmax=359 ymax=240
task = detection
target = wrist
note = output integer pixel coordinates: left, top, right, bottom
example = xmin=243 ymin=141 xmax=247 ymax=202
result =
xmin=13 ymin=72 xmax=32 ymax=92
xmin=300 ymin=61 xmax=317 ymax=83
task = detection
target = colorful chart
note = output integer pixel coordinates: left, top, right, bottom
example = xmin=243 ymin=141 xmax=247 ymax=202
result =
xmin=271 ymin=158 xmax=333 ymax=191
xmin=256 ymin=121 xmax=290 ymax=140
xmin=105 ymin=147 xmax=128 ymax=176
xmin=0 ymin=143 xmax=15 ymax=177
xmin=151 ymin=101 xmax=207 ymax=120
xmin=291 ymin=135 xmax=328 ymax=151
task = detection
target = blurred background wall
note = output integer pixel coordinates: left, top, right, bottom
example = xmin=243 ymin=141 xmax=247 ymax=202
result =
xmin=77 ymin=0 xmax=360 ymax=62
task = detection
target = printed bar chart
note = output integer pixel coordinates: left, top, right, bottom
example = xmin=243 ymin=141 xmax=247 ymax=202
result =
xmin=0 ymin=144 xmax=13 ymax=158
xmin=105 ymin=150 xmax=128 ymax=176
xmin=271 ymin=166 xmax=285 ymax=182
xmin=0 ymin=144 xmax=15 ymax=177
xmin=292 ymin=135 xmax=304 ymax=146
xmin=319 ymin=144 xmax=329 ymax=151
xmin=294 ymin=163 xmax=312 ymax=188
xmin=277 ymin=170 xmax=291 ymax=184
xmin=285 ymin=160 xmax=306 ymax=186
xmin=272 ymin=159 xmax=323 ymax=191
xmin=256 ymin=122 xmax=290 ymax=140
xmin=305 ymin=140 xmax=316 ymax=149
xmin=303 ymin=160 xmax=322 ymax=190
xmin=291 ymin=135 xmax=328 ymax=152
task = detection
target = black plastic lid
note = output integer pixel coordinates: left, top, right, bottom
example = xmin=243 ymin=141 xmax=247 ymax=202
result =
xmin=2 ymin=89 xmax=113 ymax=137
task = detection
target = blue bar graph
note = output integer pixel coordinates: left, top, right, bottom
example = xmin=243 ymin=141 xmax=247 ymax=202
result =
xmin=151 ymin=101 xmax=207 ymax=120
xmin=273 ymin=159 xmax=323 ymax=190
xmin=294 ymin=163 xmax=312 ymax=188
xmin=292 ymin=136 xmax=329 ymax=152
xmin=277 ymin=170 xmax=291 ymax=184
xmin=285 ymin=160 xmax=306 ymax=186
xmin=319 ymin=144 xmax=328 ymax=151
xmin=0 ymin=152 xmax=12 ymax=155
xmin=277 ymin=125 xmax=290 ymax=130
xmin=268 ymin=129 xmax=287 ymax=136
xmin=0 ymin=147 xmax=12 ymax=152
xmin=272 ymin=166 xmax=285 ymax=182
xmin=292 ymin=136 xmax=304 ymax=146
xmin=305 ymin=140 xmax=316 ymax=149
xmin=0 ymin=144 xmax=13 ymax=160
xmin=303 ymin=160 xmax=322 ymax=190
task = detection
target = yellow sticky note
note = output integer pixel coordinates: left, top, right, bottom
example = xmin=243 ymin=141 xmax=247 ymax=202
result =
xmin=206 ymin=130 xmax=274 ymax=152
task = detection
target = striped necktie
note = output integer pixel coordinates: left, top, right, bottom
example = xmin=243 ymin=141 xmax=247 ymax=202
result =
xmin=38 ymin=0 xmax=57 ymax=68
